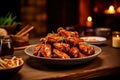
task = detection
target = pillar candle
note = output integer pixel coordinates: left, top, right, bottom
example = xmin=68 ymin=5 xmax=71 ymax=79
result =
xmin=112 ymin=32 xmax=120 ymax=48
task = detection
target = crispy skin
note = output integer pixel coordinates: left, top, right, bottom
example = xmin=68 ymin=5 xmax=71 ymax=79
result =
xmin=39 ymin=34 xmax=59 ymax=43
xmin=33 ymin=43 xmax=43 ymax=56
xmin=66 ymin=37 xmax=84 ymax=46
xmin=57 ymin=27 xmax=79 ymax=37
xmin=79 ymin=44 xmax=95 ymax=56
xmin=53 ymin=43 xmax=70 ymax=52
xmin=46 ymin=33 xmax=65 ymax=43
xmin=53 ymin=49 xmax=70 ymax=59
xmin=87 ymin=46 xmax=95 ymax=55
xmin=69 ymin=47 xmax=86 ymax=58
xmin=69 ymin=47 xmax=80 ymax=58
xmin=40 ymin=44 xmax=52 ymax=58
xmin=46 ymin=33 xmax=60 ymax=43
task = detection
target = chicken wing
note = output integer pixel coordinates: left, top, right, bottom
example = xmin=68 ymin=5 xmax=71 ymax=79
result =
xmin=69 ymin=47 xmax=86 ymax=58
xmin=66 ymin=37 xmax=84 ymax=46
xmin=33 ymin=43 xmax=43 ymax=56
xmin=53 ymin=49 xmax=70 ymax=59
xmin=40 ymin=44 xmax=52 ymax=58
xmin=46 ymin=33 xmax=66 ymax=43
xmin=53 ymin=43 xmax=70 ymax=52
xmin=79 ymin=43 xmax=95 ymax=56
xmin=57 ymin=27 xmax=79 ymax=37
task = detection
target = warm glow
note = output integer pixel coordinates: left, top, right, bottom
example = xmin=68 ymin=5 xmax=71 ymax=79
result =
xmin=109 ymin=5 xmax=114 ymax=12
xmin=104 ymin=5 xmax=115 ymax=14
xmin=117 ymin=7 xmax=120 ymax=13
xmin=116 ymin=35 xmax=119 ymax=37
xmin=112 ymin=31 xmax=120 ymax=47
xmin=86 ymin=16 xmax=93 ymax=27
xmin=87 ymin=16 xmax=92 ymax=22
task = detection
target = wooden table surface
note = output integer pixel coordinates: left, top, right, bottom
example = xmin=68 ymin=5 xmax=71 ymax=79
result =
xmin=6 ymin=37 xmax=120 ymax=80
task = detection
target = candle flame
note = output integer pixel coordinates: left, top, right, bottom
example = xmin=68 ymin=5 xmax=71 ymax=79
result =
xmin=116 ymin=35 xmax=119 ymax=37
xmin=104 ymin=5 xmax=115 ymax=14
xmin=87 ymin=16 xmax=92 ymax=22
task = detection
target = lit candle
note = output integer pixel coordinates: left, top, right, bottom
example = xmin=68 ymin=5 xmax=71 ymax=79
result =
xmin=86 ymin=16 xmax=93 ymax=27
xmin=104 ymin=5 xmax=116 ymax=14
xmin=112 ymin=31 xmax=120 ymax=48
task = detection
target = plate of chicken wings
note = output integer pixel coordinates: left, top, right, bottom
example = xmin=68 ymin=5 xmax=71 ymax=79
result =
xmin=24 ymin=27 xmax=102 ymax=65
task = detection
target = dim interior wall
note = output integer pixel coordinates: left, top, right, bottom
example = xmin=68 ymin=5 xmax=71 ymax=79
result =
xmin=79 ymin=0 xmax=91 ymax=27
xmin=20 ymin=0 xmax=47 ymax=37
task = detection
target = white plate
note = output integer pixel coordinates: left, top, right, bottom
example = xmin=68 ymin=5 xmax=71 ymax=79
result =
xmin=80 ymin=36 xmax=107 ymax=45
xmin=24 ymin=45 xmax=102 ymax=65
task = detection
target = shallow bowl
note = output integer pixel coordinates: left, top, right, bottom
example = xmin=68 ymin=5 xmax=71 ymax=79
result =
xmin=0 ymin=56 xmax=24 ymax=77
xmin=24 ymin=45 xmax=102 ymax=65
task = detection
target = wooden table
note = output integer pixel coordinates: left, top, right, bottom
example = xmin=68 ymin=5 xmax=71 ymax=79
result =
xmin=6 ymin=38 xmax=120 ymax=80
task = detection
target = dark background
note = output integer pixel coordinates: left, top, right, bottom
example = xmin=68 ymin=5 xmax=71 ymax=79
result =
xmin=46 ymin=0 xmax=79 ymax=32
xmin=0 ymin=0 xmax=21 ymax=22
xmin=0 ymin=0 xmax=120 ymax=33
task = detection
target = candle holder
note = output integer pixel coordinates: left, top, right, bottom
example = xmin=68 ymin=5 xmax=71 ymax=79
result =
xmin=95 ymin=27 xmax=111 ymax=38
xmin=112 ymin=31 xmax=120 ymax=48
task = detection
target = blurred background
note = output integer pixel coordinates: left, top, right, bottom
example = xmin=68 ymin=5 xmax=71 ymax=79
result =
xmin=0 ymin=0 xmax=120 ymax=37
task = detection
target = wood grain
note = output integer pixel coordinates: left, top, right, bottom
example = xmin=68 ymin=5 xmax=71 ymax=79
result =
xmin=7 ymin=38 xmax=120 ymax=80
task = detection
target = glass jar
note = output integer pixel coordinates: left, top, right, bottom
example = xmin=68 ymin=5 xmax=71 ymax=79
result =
xmin=112 ymin=31 xmax=120 ymax=48
xmin=0 ymin=36 xmax=14 ymax=56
